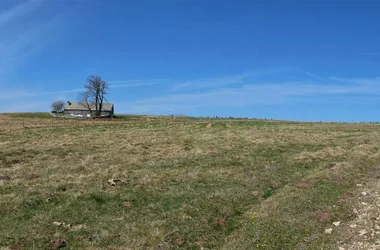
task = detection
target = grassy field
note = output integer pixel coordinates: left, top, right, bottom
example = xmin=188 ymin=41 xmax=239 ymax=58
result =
xmin=1 ymin=114 xmax=380 ymax=249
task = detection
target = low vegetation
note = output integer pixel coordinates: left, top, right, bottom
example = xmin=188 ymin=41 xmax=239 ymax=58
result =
xmin=0 ymin=114 xmax=379 ymax=249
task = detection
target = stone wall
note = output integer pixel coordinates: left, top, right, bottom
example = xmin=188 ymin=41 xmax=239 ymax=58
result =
xmin=64 ymin=110 xmax=113 ymax=118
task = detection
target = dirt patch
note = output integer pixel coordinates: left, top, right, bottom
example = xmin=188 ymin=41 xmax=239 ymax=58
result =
xmin=341 ymin=192 xmax=355 ymax=200
xmin=24 ymin=173 xmax=39 ymax=180
xmin=196 ymin=238 xmax=207 ymax=247
xmin=329 ymin=177 xmax=349 ymax=185
xmin=123 ymin=201 xmax=132 ymax=208
xmin=252 ymin=191 xmax=262 ymax=199
xmin=0 ymin=150 xmax=36 ymax=168
xmin=51 ymin=239 xmax=66 ymax=249
xmin=0 ymin=175 xmax=11 ymax=181
xmin=213 ymin=216 xmax=227 ymax=227
xmin=175 ymin=237 xmax=185 ymax=246
xmin=327 ymin=163 xmax=337 ymax=169
xmin=295 ymin=180 xmax=313 ymax=189
xmin=310 ymin=211 xmax=333 ymax=222
xmin=269 ymin=180 xmax=282 ymax=189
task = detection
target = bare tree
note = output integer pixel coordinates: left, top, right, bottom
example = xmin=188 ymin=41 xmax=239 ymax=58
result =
xmin=77 ymin=91 xmax=92 ymax=112
xmin=51 ymin=100 xmax=65 ymax=113
xmin=77 ymin=75 xmax=109 ymax=117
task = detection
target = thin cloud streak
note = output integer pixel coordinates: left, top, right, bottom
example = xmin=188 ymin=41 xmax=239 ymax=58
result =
xmin=0 ymin=88 xmax=83 ymax=100
xmin=329 ymin=76 xmax=380 ymax=85
xmin=170 ymin=67 xmax=297 ymax=92
xmin=0 ymin=100 xmax=51 ymax=113
xmin=305 ymin=71 xmax=325 ymax=82
xmin=0 ymin=0 xmax=59 ymax=76
xmin=110 ymin=79 xmax=166 ymax=88
xmin=0 ymin=80 xmax=164 ymax=100
xmin=0 ymin=0 xmax=43 ymax=28
xmin=127 ymin=76 xmax=380 ymax=114
xmin=170 ymin=74 xmax=246 ymax=92
xmin=1 ymin=18 xmax=60 ymax=59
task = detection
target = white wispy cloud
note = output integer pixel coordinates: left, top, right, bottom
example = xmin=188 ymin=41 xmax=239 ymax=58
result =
xmin=3 ymin=71 xmax=380 ymax=114
xmin=0 ymin=88 xmax=82 ymax=100
xmin=305 ymin=71 xmax=325 ymax=82
xmin=170 ymin=74 xmax=246 ymax=92
xmin=0 ymin=0 xmax=61 ymax=76
xmin=329 ymin=76 xmax=380 ymax=85
xmin=0 ymin=100 xmax=51 ymax=113
xmin=109 ymin=79 xmax=167 ymax=88
xmin=125 ymin=75 xmax=380 ymax=114
xmin=0 ymin=0 xmax=43 ymax=28
xmin=1 ymin=18 xmax=60 ymax=68
xmin=0 ymin=79 xmax=165 ymax=101
xmin=170 ymin=67 xmax=297 ymax=92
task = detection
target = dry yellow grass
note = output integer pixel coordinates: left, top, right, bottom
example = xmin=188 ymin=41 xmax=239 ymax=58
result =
xmin=1 ymin=114 xmax=380 ymax=249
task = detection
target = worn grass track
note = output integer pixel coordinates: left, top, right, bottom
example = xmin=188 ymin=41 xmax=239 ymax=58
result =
xmin=1 ymin=114 xmax=380 ymax=249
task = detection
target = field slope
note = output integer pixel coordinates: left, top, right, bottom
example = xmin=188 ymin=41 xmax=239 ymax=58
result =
xmin=1 ymin=114 xmax=380 ymax=249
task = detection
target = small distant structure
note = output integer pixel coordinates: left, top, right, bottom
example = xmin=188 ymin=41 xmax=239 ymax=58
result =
xmin=63 ymin=102 xmax=114 ymax=118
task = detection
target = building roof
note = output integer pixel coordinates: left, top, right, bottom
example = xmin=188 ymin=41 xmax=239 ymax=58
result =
xmin=65 ymin=102 xmax=114 ymax=112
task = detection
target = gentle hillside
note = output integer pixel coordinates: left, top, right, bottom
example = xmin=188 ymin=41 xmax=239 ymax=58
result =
xmin=0 ymin=114 xmax=379 ymax=249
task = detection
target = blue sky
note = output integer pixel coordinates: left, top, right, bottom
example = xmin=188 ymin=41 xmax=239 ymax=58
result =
xmin=1 ymin=0 xmax=380 ymax=121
